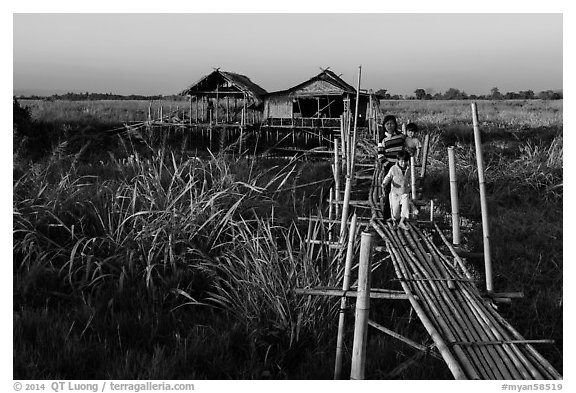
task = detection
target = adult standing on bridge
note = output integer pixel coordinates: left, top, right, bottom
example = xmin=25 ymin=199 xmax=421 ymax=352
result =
xmin=378 ymin=115 xmax=405 ymax=219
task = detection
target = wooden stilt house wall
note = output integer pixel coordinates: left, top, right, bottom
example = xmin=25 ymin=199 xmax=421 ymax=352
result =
xmin=262 ymin=69 xmax=377 ymax=128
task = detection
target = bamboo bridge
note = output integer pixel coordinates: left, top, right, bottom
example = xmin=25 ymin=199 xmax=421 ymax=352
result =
xmin=294 ymin=103 xmax=562 ymax=380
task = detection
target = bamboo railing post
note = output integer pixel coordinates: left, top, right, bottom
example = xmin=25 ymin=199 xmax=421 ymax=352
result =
xmin=448 ymin=146 xmax=461 ymax=247
xmin=334 ymin=138 xmax=341 ymax=217
xmin=334 ymin=214 xmax=358 ymax=379
xmin=471 ymin=102 xmax=493 ymax=293
xmin=410 ymin=156 xmax=417 ymax=201
xmin=328 ymin=189 xmax=334 ymax=244
xmin=339 ymin=177 xmax=352 ymax=239
xmin=420 ymin=133 xmax=430 ymax=178
xmin=350 ymin=66 xmax=362 ymax=172
xmin=350 ymin=231 xmax=373 ymax=380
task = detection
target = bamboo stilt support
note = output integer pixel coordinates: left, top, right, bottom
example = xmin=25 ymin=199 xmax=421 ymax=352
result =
xmin=334 ymin=213 xmax=358 ymax=379
xmin=430 ymin=200 xmax=434 ymax=222
xmin=448 ymin=147 xmax=461 ymax=247
xmin=350 ymin=231 xmax=373 ymax=380
xmin=471 ymin=102 xmax=493 ymax=292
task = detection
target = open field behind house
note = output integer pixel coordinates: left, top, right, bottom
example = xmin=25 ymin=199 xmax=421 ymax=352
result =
xmin=13 ymin=98 xmax=562 ymax=379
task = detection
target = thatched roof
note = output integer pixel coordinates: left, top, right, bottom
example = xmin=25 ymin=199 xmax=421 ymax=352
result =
xmin=179 ymin=69 xmax=267 ymax=101
xmin=264 ymin=69 xmax=360 ymax=98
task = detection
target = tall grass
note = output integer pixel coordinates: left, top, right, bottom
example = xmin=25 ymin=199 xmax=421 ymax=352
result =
xmin=13 ymin=146 xmax=337 ymax=379
xmin=14 ymin=98 xmax=563 ymax=378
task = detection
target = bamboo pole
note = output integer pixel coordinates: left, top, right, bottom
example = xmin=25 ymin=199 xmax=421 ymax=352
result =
xmin=339 ymin=115 xmax=347 ymax=171
xmin=334 ymin=138 xmax=341 ymax=217
xmin=339 ymin=177 xmax=352 ymax=239
xmin=328 ymin=189 xmax=335 ymax=244
xmin=420 ymin=133 xmax=430 ymax=178
xmin=294 ymin=287 xmax=407 ymax=300
xmin=471 ymin=102 xmax=493 ymax=292
xmin=419 ymin=238 xmax=524 ymax=380
xmin=368 ymin=320 xmax=440 ymax=357
xmin=383 ymin=225 xmax=482 ymax=379
xmin=410 ymin=156 xmax=417 ymax=201
xmin=350 ymin=231 xmax=373 ymax=380
xmin=350 ymin=66 xmax=362 ymax=173
xmin=448 ymin=147 xmax=461 ymax=247
xmin=432 ymin=223 xmax=474 ymax=281
xmin=383 ymin=239 xmax=468 ymax=379
xmin=430 ymin=200 xmax=434 ymax=222
xmin=334 ymin=213 xmax=358 ymax=379
xmin=400 ymin=228 xmax=508 ymax=379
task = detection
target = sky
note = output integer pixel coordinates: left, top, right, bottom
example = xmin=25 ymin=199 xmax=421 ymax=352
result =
xmin=13 ymin=13 xmax=562 ymax=97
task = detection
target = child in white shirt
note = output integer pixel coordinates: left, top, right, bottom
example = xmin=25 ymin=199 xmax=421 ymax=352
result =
xmin=382 ymin=150 xmax=413 ymax=229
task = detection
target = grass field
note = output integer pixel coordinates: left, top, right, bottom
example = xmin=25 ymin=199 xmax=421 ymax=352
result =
xmin=13 ymin=98 xmax=562 ymax=379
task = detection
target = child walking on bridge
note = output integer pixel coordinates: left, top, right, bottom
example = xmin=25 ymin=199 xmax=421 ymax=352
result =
xmin=381 ymin=150 xmax=414 ymax=230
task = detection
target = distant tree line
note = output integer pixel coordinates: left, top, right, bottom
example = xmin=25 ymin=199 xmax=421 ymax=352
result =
xmin=16 ymin=92 xmax=187 ymax=101
xmin=17 ymin=87 xmax=562 ymax=101
xmin=375 ymin=87 xmax=562 ymax=100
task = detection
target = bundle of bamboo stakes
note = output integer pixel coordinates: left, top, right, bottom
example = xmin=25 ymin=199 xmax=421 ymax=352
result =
xmin=367 ymin=164 xmax=561 ymax=380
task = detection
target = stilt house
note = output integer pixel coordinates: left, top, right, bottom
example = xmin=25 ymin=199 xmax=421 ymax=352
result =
xmin=262 ymin=69 xmax=377 ymax=128
xmin=180 ymin=69 xmax=267 ymax=125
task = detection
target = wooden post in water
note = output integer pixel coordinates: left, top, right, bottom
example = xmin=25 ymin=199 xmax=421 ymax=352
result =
xmin=471 ymin=102 xmax=493 ymax=292
xmin=350 ymin=231 xmax=373 ymax=380
xmin=334 ymin=214 xmax=358 ymax=379
xmin=448 ymin=146 xmax=461 ymax=247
